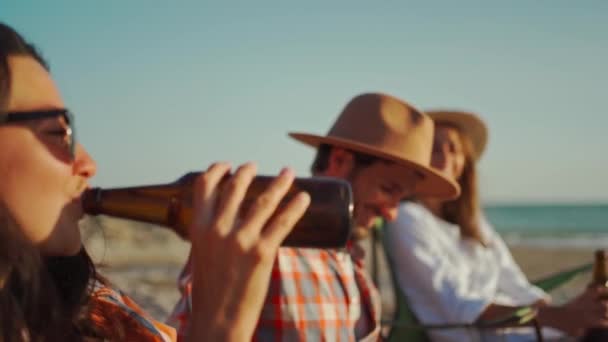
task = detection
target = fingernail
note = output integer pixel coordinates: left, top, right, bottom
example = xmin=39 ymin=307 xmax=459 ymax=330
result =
xmin=280 ymin=167 xmax=294 ymax=178
xmin=296 ymin=192 xmax=311 ymax=206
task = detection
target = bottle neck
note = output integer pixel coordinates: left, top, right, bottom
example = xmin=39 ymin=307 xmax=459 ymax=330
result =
xmin=82 ymin=184 xmax=189 ymax=238
xmin=592 ymin=249 xmax=608 ymax=286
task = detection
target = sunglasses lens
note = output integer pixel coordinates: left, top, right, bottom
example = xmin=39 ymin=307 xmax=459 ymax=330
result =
xmin=64 ymin=111 xmax=76 ymax=159
xmin=68 ymin=127 xmax=75 ymax=158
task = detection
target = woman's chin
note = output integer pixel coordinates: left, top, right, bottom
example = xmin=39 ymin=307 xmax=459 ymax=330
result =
xmin=63 ymin=239 xmax=83 ymax=256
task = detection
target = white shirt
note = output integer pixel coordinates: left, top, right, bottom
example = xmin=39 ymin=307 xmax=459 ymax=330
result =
xmin=385 ymin=202 xmax=557 ymax=342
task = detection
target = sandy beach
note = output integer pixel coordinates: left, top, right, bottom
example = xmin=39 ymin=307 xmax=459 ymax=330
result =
xmin=82 ymin=215 xmax=598 ymax=322
xmin=509 ymin=244 xmax=595 ymax=305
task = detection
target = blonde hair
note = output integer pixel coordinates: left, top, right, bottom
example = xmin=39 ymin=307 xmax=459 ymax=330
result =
xmin=439 ymin=126 xmax=484 ymax=245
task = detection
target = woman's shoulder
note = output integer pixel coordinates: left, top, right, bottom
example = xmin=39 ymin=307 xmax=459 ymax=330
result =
xmin=399 ymin=201 xmax=435 ymax=223
xmin=386 ymin=202 xmax=442 ymax=242
xmin=477 ymin=212 xmax=501 ymax=243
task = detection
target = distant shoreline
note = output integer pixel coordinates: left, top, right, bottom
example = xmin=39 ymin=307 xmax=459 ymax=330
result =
xmin=502 ymin=232 xmax=608 ymax=249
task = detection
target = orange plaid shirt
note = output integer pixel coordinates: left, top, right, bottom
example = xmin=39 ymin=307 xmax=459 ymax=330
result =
xmin=90 ymin=280 xmax=176 ymax=341
xmin=168 ymin=246 xmax=381 ymax=341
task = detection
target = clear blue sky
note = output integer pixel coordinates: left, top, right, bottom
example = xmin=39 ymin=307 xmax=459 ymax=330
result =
xmin=2 ymin=1 xmax=607 ymax=203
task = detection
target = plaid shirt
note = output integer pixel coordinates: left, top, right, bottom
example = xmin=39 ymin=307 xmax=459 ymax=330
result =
xmin=91 ymin=280 xmax=176 ymax=341
xmin=168 ymin=246 xmax=381 ymax=341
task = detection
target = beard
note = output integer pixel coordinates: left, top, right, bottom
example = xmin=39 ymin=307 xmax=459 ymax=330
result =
xmin=350 ymin=198 xmax=381 ymax=241
xmin=351 ymin=223 xmax=371 ymax=240
xmin=346 ymin=168 xmax=376 ymax=241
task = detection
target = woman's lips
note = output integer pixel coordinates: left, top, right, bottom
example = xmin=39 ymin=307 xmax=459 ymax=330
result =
xmin=64 ymin=177 xmax=89 ymax=219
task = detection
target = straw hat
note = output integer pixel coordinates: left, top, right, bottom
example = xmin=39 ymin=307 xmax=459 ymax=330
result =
xmin=426 ymin=110 xmax=488 ymax=160
xmin=289 ymin=93 xmax=460 ymax=199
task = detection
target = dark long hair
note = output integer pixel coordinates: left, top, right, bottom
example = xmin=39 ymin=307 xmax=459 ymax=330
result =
xmin=0 ymin=22 xmax=118 ymax=341
xmin=0 ymin=213 xmax=100 ymax=341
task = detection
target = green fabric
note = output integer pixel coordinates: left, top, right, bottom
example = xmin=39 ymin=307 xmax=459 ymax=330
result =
xmin=532 ymin=262 xmax=593 ymax=292
xmin=379 ymin=223 xmax=593 ymax=342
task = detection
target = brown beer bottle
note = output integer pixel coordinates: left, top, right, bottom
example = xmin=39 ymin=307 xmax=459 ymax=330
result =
xmin=590 ymin=249 xmax=608 ymax=287
xmin=82 ymin=172 xmax=353 ymax=248
xmin=582 ymin=250 xmax=608 ymax=341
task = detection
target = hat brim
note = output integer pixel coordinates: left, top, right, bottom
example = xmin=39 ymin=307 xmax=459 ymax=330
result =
xmin=289 ymin=132 xmax=460 ymax=200
xmin=427 ymin=111 xmax=488 ymax=160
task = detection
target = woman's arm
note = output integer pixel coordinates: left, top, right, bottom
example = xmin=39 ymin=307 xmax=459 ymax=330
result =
xmin=480 ymin=215 xmax=550 ymax=304
xmin=386 ymin=204 xmax=494 ymax=324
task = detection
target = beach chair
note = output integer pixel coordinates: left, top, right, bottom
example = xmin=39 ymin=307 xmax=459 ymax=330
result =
xmin=373 ymin=225 xmax=593 ymax=342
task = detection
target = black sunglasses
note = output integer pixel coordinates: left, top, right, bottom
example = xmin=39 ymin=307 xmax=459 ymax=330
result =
xmin=0 ymin=109 xmax=75 ymax=159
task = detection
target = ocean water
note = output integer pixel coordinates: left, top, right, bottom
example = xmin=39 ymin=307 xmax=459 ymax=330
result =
xmin=484 ymin=204 xmax=608 ymax=248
